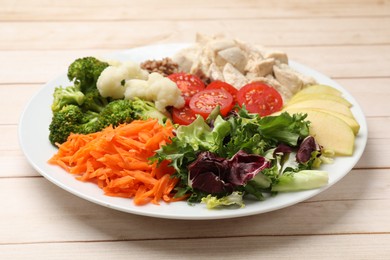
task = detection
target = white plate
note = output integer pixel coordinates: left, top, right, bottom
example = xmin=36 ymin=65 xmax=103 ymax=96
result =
xmin=18 ymin=43 xmax=368 ymax=220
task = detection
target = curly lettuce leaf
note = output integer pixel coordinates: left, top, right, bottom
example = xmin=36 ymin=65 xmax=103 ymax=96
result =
xmin=201 ymin=191 xmax=245 ymax=209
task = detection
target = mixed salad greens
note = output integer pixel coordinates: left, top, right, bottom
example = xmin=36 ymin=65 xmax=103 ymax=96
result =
xmin=153 ymin=107 xmax=329 ymax=208
xmin=48 ymin=54 xmax=333 ymax=209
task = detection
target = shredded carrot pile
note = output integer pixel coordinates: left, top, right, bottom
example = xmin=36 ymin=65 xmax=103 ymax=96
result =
xmin=48 ymin=119 xmax=186 ymax=205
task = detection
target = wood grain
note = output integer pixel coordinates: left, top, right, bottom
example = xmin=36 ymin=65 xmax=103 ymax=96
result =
xmin=2 ymin=235 xmax=390 ymax=260
xmin=1 ymin=0 xmax=389 ymax=258
xmin=1 ymin=0 xmax=389 ymax=21
xmin=1 ymin=45 xmax=390 ymax=85
xmin=2 ymin=18 xmax=390 ymax=51
xmin=0 ymin=169 xmax=389 ymax=245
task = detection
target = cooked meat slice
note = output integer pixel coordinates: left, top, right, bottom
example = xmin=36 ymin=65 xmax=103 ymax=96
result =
xmin=223 ymin=63 xmax=248 ymax=89
xmin=217 ymin=46 xmax=247 ymax=73
xmin=264 ymin=50 xmax=288 ymax=64
xmin=172 ymin=46 xmax=200 ymax=72
xmin=273 ymin=64 xmax=304 ymax=94
xmin=208 ymin=62 xmax=225 ymax=82
xmin=208 ymin=39 xmax=236 ymax=53
xmin=235 ymin=40 xmax=265 ymax=59
xmin=300 ymin=75 xmax=317 ymax=87
xmin=290 ymin=66 xmax=317 ymax=87
xmin=245 ymin=58 xmax=275 ymax=77
xmin=190 ymin=53 xmax=213 ymax=79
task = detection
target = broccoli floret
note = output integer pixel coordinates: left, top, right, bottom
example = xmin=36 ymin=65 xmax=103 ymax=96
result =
xmin=51 ymin=86 xmax=85 ymax=112
xmin=79 ymin=110 xmax=102 ymax=134
xmin=130 ymin=98 xmax=168 ymax=124
xmin=99 ymin=99 xmax=134 ymax=128
xmin=67 ymin=57 xmax=109 ymax=93
xmin=49 ymin=105 xmax=102 ymax=145
xmin=67 ymin=57 xmax=110 ymax=112
xmin=81 ymin=88 xmax=109 ymax=113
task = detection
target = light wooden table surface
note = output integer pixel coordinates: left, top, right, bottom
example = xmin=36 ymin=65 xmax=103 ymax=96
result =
xmin=2 ymin=1 xmax=390 ymax=259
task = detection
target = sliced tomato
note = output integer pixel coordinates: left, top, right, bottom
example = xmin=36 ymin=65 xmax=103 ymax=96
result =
xmin=168 ymin=73 xmax=205 ymax=104
xmin=189 ymin=88 xmax=234 ymax=119
xmin=237 ymin=82 xmax=283 ymax=116
xmin=206 ymin=80 xmax=238 ymax=102
xmin=172 ymin=106 xmax=197 ymax=125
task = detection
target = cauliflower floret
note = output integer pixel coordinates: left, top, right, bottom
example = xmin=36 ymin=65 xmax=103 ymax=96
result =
xmin=97 ymin=61 xmax=149 ymax=99
xmin=124 ymin=72 xmax=185 ymax=112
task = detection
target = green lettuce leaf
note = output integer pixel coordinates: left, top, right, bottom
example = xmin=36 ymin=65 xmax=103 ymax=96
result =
xmin=271 ymin=170 xmax=329 ymax=192
xmin=201 ymin=191 xmax=245 ymax=209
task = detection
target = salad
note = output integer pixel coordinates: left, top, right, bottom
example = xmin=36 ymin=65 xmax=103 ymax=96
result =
xmin=48 ymin=35 xmax=358 ymax=209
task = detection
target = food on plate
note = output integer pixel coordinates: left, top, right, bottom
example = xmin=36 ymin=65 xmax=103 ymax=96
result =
xmin=171 ymin=106 xmax=197 ymax=125
xmin=97 ymin=60 xmax=149 ymax=99
xmin=49 ymin=98 xmax=168 ymax=145
xmin=47 ymin=35 xmax=361 ymax=209
xmin=49 ymin=56 xmax=184 ymax=145
xmin=189 ymin=88 xmax=234 ymax=119
xmin=173 ymin=33 xmax=317 ymax=101
xmin=294 ymin=110 xmax=355 ymax=156
xmin=284 ymin=99 xmax=354 ymax=118
xmin=287 ymin=93 xmax=352 ymax=107
xmin=205 ymin=80 xmax=238 ymax=102
xmin=271 ymin=170 xmax=329 ymax=192
xmin=140 ymin=57 xmax=179 ymax=77
xmin=236 ymin=82 xmax=283 ymax=116
xmin=154 ymin=109 xmax=331 ymax=208
xmin=280 ymin=84 xmax=360 ymax=155
xmin=167 ymin=72 xmax=205 ymax=104
xmin=293 ymin=84 xmax=342 ymax=96
xmin=124 ymin=72 xmax=185 ymax=112
xmin=49 ymin=119 xmax=187 ymax=205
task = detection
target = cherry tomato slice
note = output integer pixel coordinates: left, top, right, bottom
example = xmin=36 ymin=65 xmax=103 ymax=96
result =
xmin=189 ymin=88 xmax=234 ymax=119
xmin=168 ymin=73 xmax=205 ymax=104
xmin=172 ymin=106 xmax=197 ymax=125
xmin=237 ymin=82 xmax=283 ymax=116
xmin=206 ymin=80 xmax=238 ymax=102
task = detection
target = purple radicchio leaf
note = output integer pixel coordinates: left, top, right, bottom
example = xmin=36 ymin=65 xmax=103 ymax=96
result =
xmin=273 ymin=143 xmax=293 ymax=157
xmin=227 ymin=150 xmax=270 ymax=186
xmin=188 ymin=150 xmax=270 ymax=194
xmin=296 ymin=136 xmax=321 ymax=164
xmin=188 ymin=151 xmax=234 ymax=194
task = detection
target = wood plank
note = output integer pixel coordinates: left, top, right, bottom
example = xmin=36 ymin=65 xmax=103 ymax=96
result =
xmin=0 ymin=151 xmax=38 ymax=177
xmin=0 ymin=84 xmax=40 ymax=125
xmin=0 ymin=169 xmax=389 ymax=244
xmin=2 ymin=0 xmax=389 ymax=257
xmin=355 ymin=138 xmax=390 ymax=168
xmin=337 ymin=78 xmax=390 ymax=117
xmin=283 ymin=45 xmax=390 ymax=79
xmin=1 ymin=17 xmax=390 ymax=51
xmin=0 ymin=49 xmax=107 ymax=84
xmin=1 ymin=0 xmax=389 ymax=21
xmin=1 ymin=234 xmax=390 ymax=259
xmin=1 ymin=45 xmax=390 ymax=84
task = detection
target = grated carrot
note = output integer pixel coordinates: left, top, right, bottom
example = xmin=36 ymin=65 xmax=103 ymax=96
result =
xmin=48 ymin=119 xmax=186 ymax=205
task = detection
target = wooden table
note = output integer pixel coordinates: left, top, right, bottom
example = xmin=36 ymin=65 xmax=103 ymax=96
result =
xmin=2 ymin=1 xmax=390 ymax=259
